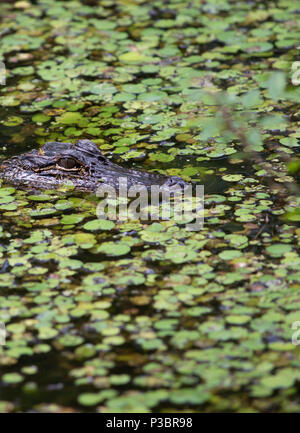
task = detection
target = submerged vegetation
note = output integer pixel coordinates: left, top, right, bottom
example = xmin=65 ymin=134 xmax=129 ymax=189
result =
xmin=1 ymin=0 xmax=300 ymax=413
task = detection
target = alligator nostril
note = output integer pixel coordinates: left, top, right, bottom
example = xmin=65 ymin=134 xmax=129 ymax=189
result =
xmin=164 ymin=177 xmax=187 ymax=188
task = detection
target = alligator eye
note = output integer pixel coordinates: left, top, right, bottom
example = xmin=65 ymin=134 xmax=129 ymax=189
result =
xmin=58 ymin=158 xmax=79 ymax=169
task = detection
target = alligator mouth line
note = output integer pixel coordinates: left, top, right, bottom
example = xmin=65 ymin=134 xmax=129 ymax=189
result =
xmin=0 ymin=139 xmax=189 ymax=192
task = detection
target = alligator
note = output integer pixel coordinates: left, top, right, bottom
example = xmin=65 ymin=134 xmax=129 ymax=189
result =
xmin=0 ymin=139 xmax=189 ymax=193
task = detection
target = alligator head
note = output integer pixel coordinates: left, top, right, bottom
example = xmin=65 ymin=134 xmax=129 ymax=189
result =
xmin=0 ymin=139 xmax=189 ymax=192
